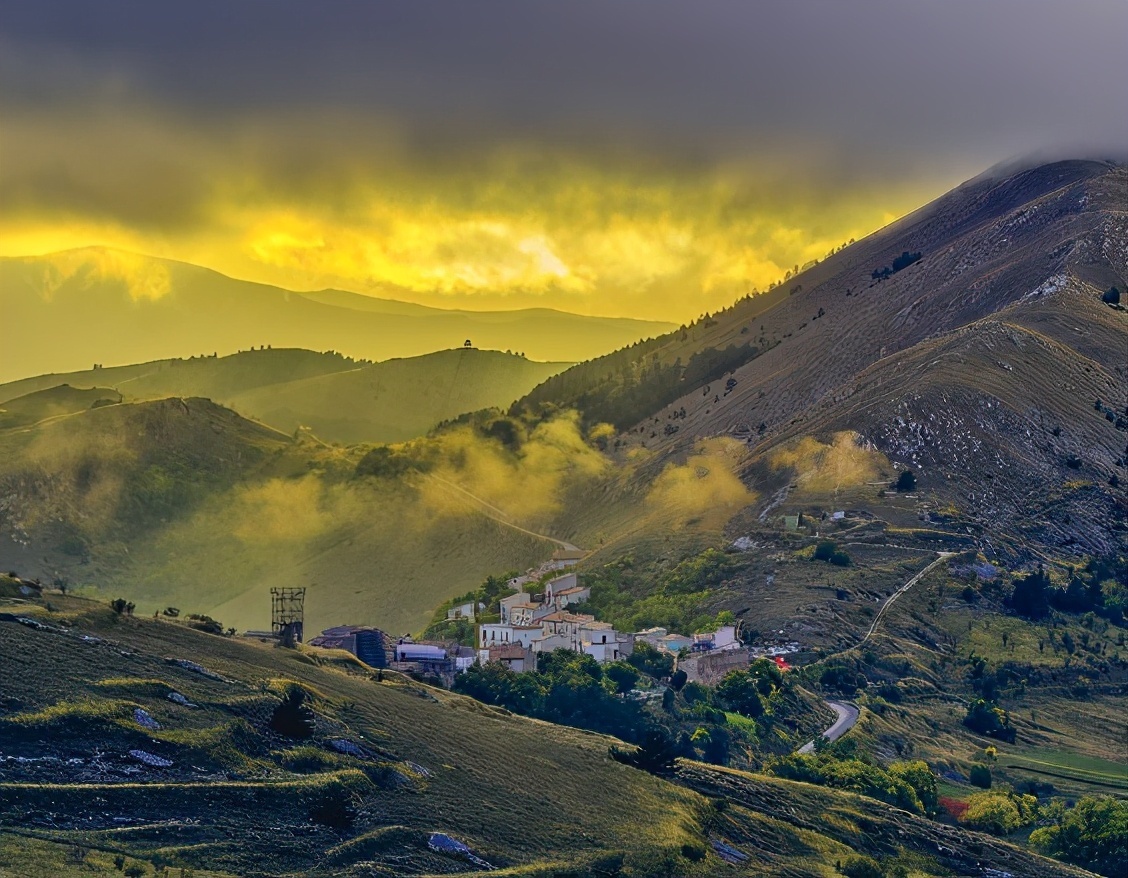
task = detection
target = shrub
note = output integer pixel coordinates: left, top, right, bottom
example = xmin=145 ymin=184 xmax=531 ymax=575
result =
xmin=840 ymin=855 xmax=884 ymax=878
xmin=609 ymin=729 xmax=679 ymax=775
xmin=938 ymin=796 xmax=968 ymax=820
xmin=894 ymin=469 xmax=917 ymax=492
xmin=968 ymin=763 xmax=992 ymax=788
xmin=960 ymin=790 xmax=1038 ymax=836
xmin=814 ymin=540 xmax=837 ymax=562
xmin=270 ymin=687 xmax=316 ymax=739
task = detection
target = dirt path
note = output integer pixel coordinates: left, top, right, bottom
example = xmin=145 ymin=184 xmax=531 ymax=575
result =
xmin=423 ymin=473 xmax=581 ymax=552
xmin=797 ymin=700 xmax=859 ymax=754
xmin=849 ymin=551 xmax=956 ymax=653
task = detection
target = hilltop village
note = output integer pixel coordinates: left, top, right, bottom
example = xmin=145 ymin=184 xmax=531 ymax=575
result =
xmin=307 ymin=548 xmax=798 ymax=687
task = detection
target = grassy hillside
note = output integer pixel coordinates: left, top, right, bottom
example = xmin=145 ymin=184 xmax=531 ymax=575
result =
xmin=0 ymin=348 xmax=357 ymax=405
xmin=0 ymin=591 xmax=1098 ymax=877
xmin=0 ymin=397 xmax=578 ymax=635
xmin=0 ymin=248 xmax=674 ymax=383
xmin=0 ymin=347 xmax=571 ymax=444
xmin=0 ymin=384 xmax=122 ymax=429
xmin=226 ymin=348 xmax=569 ymax=443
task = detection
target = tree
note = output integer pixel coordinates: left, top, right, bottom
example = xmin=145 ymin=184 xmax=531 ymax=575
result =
xmin=960 ymin=790 xmax=1037 ymax=836
xmin=1008 ymin=567 xmax=1051 ymax=619
xmin=604 ymin=661 xmax=640 ymax=695
xmin=894 ymin=469 xmax=917 ymax=492
xmin=715 ymin=669 xmax=764 ymax=718
xmin=968 ymin=763 xmax=992 ymax=788
xmin=889 ymin=760 xmax=938 ymax=813
xmin=669 ymin=668 xmax=688 ymax=691
xmin=627 ymin=641 xmax=674 ymax=678
xmin=609 ymin=729 xmax=679 ymax=774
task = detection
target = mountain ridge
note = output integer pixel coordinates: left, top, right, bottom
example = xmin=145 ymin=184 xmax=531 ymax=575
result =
xmin=0 ymin=247 xmax=675 ymax=383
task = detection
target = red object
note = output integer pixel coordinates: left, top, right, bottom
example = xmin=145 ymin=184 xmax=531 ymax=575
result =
xmin=938 ymin=797 xmax=968 ymax=820
xmin=773 ymin=656 xmax=791 ymax=672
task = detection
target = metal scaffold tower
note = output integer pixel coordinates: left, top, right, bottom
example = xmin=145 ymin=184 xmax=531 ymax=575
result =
xmin=270 ymin=587 xmax=306 ymax=643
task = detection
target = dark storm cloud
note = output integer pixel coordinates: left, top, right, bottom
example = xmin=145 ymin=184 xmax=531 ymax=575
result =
xmin=3 ymin=0 xmax=1125 ymax=170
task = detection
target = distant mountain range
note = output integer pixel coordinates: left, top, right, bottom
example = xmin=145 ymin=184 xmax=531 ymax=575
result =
xmin=0 ymin=346 xmax=570 ymax=444
xmin=0 ymin=248 xmax=675 ymax=384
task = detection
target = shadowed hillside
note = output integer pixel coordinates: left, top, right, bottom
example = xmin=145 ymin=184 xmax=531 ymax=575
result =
xmin=0 ymin=248 xmax=674 ymax=383
xmin=516 ymin=159 xmax=1128 ymax=561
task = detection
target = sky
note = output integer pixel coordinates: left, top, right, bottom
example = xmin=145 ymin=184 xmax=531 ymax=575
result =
xmin=2 ymin=1 xmax=1125 ymax=322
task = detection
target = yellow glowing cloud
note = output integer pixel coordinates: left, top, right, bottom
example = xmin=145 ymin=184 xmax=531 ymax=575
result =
xmin=769 ymin=431 xmax=885 ymax=494
xmin=0 ymin=110 xmax=948 ymax=322
xmin=15 ymin=246 xmax=173 ymax=303
xmin=646 ymin=437 xmax=754 ymax=526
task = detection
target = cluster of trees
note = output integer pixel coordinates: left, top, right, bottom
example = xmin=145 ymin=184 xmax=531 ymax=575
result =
xmin=354 ymin=444 xmax=433 ymax=479
xmin=1030 ymin=796 xmax=1128 ymax=877
xmin=958 ymin=788 xmax=1037 ymax=835
xmin=453 ymin=650 xmax=657 ymax=743
xmin=766 ymin=739 xmax=938 ymax=815
xmin=870 ymin=250 xmax=923 ymax=281
xmin=516 ymin=339 xmax=760 ymax=430
xmin=453 ymin=645 xmax=799 ymax=769
xmin=578 ymin=549 xmax=742 ymax=635
xmin=948 ymin=787 xmax=1125 ymax=877
xmin=1008 ymin=560 xmax=1127 ymax=624
xmin=963 ymin=697 xmax=1016 ymax=742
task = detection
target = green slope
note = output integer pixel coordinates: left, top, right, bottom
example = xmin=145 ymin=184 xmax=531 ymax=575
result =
xmin=226 ymin=348 xmax=570 ymax=443
xmin=0 ymin=397 xmax=561 ymax=635
xmin=0 ymin=347 xmax=571 ymax=444
xmin=0 ymin=592 xmax=1096 ymax=877
xmin=0 ymin=384 xmax=122 ymax=429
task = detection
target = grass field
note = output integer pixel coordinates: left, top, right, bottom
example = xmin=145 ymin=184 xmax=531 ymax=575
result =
xmin=997 ymin=748 xmax=1128 ymax=797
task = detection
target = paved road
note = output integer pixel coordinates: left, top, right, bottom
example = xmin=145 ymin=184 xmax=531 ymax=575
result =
xmin=797 ymin=700 xmax=859 ymax=754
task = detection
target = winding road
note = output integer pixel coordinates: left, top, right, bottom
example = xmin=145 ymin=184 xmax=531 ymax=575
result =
xmin=796 ymin=551 xmax=957 ymax=754
xmin=797 ymin=700 xmax=859 ymax=754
